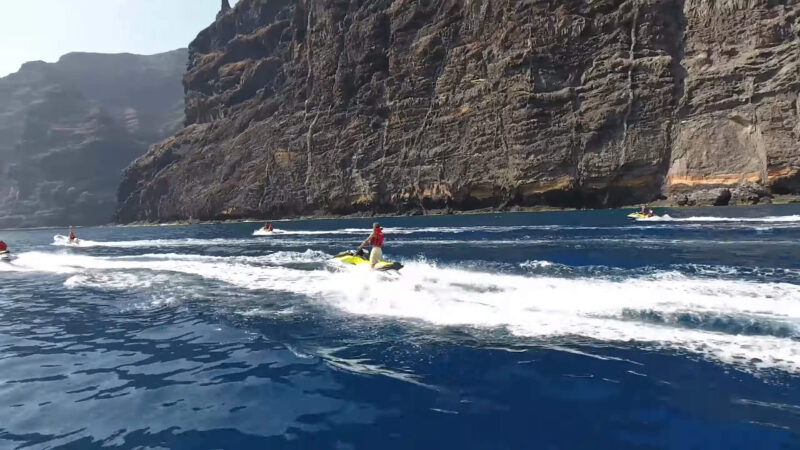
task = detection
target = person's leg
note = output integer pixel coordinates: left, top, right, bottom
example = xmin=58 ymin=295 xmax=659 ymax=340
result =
xmin=369 ymin=247 xmax=382 ymax=269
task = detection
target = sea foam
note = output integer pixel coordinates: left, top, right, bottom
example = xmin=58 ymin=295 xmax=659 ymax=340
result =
xmin=6 ymin=250 xmax=800 ymax=374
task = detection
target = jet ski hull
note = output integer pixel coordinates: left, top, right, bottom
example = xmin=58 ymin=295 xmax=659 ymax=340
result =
xmin=333 ymin=251 xmax=403 ymax=271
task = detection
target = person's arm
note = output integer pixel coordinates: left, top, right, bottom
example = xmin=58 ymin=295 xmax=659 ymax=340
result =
xmin=356 ymin=231 xmax=375 ymax=252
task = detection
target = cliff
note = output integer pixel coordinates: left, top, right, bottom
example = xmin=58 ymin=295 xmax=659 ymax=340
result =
xmin=0 ymin=50 xmax=187 ymax=228
xmin=117 ymin=0 xmax=800 ymax=222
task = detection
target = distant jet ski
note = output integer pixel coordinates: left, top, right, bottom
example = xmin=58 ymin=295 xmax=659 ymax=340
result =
xmin=54 ymin=235 xmax=81 ymax=245
xmin=0 ymin=250 xmax=13 ymax=262
xmin=257 ymin=222 xmax=275 ymax=235
xmin=333 ymin=250 xmax=403 ymax=272
xmin=628 ymin=209 xmax=656 ymax=220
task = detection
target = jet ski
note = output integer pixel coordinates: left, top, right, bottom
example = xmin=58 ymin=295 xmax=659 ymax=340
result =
xmin=627 ymin=212 xmax=648 ymax=219
xmin=54 ymin=235 xmax=80 ymax=245
xmin=1 ymin=250 xmax=13 ymax=262
xmin=333 ymin=250 xmax=403 ymax=272
xmin=253 ymin=227 xmax=275 ymax=236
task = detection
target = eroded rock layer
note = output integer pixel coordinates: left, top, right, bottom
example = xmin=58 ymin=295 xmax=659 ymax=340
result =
xmin=117 ymin=0 xmax=800 ymax=222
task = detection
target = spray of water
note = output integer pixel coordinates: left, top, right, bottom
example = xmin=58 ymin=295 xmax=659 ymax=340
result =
xmin=5 ymin=247 xmax=800 ymax=374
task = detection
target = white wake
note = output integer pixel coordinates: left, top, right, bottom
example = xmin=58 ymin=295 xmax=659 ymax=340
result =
xmin=637 ymin=214 xmax=800 ymax=223
xmin=5 ymin=250 xmax=800 ymax=374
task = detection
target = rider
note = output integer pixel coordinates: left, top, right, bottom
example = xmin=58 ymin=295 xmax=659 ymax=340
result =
xmin=69 ymin=226 xmax=77 ymax=243
xmin=648 ymin=209 xmax=655 ymax=217
xmin=640 ymin=204 xmax=648 ymax=214
xmin=0 ymin=240 xmax=7 ymax=252
xmin=356 ymin=222 xmax=384 ymax=269
xmin=264 ymin=222 xmax=274 ymax=232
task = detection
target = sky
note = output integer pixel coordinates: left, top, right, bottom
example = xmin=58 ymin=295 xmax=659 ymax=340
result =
xmin=0 ymin=0 xmax=239 ymax=77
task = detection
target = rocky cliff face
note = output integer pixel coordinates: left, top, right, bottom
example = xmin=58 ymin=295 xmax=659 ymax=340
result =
xmin=117 ymin=0 xmax=800 ymax=222
xmin=0 ymin=50 xmax=186 ymax=228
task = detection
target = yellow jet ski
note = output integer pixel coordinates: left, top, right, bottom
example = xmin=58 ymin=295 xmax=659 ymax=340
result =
xmin=627 ymin=212 xmax=649 ymax=220
xmin=333 ymin=250 xmax=403 ymax=272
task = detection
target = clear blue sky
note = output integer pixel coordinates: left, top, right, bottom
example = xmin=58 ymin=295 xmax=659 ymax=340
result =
xmin=0 ymin=0 xmax=239 ymax=77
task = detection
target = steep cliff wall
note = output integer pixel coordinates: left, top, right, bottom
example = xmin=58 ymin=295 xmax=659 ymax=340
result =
xmin=0 ymin=50 xmax=187 ymax=228
xmin=669 ymin=0 xmax=800 ymax=205
xmin=117 ymin=0 xmax=800 ymax=222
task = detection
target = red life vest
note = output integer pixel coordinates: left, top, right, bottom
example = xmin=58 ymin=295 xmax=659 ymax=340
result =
xmin=372 ymin=228 xmax=384 ymax=247
xmin=0 ymin=241 xmax=6 ymax=251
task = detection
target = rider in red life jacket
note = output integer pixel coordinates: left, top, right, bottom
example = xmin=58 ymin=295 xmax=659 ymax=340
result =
xmin=357 ymin=222 xmax=384 ymax=269
xmin=69 ymin=226 xmax=77 ymax=243
xmin=0 ymin=241 xmax=7 ymax=252
xmin=264 ymin=222 xmax=273 ymax=232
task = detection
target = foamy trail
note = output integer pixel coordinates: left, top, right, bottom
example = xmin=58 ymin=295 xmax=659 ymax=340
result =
xmin=392 ymin=238 xmax=800 ymax=247
xmin=318 ymin=263 xmax=800 ymax=373
xmin=8 ymin=251 xmax=800 ymax=374
xmin=56 ymin=235 xmax=797 ymax=250
xmin=52 ymin=235 xmax=260 ymax=248
xmin=519 ymin=260 xmax=800 ymax=283
xmin=255 ymin=226 xmax=561 ymax=235
xmin=637 ymin=214 xmax=800 ymax=223
xmin=115 ymin=249 xmax=331 ymax=265
xmin=255 ymin=224 xmax=700 ymax=235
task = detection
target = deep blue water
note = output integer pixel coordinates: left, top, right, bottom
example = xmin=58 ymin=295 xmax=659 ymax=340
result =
xmin=1 ymin=205 xmax=800 ymax=449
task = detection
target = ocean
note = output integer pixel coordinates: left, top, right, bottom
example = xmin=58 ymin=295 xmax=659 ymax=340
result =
xmin=1 ymin=205 xmax=799 ymax=449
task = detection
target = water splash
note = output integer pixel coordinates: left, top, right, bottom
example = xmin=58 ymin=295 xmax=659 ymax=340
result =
xmin=7 ymin=249 xmax=800 ymax=374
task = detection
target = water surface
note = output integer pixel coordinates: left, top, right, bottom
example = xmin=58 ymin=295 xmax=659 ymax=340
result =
xmin=1 ymin=205 xmax=800 ymax=448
